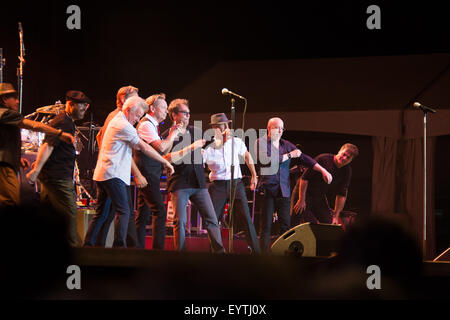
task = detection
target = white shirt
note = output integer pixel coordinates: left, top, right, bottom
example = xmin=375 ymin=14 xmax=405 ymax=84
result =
xmin=203 ymin=137 xmax=247 ymax=181
xmin=93 ymin=111 xmax=140 ymax=185
xmin=137 ymin=114 xmax=160 ymax=144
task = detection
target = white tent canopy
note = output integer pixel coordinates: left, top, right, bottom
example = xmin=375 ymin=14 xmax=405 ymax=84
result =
xmin=174 ymin=53 xmax=450 ymax=259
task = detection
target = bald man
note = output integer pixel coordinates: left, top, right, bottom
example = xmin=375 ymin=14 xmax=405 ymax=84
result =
xmin=254 ymin=117 xmax=332 ymax=253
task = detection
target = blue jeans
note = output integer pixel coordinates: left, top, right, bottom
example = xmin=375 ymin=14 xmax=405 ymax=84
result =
xmin=171 ymin=188 xmax=225 ymax=253
xmin=85 ymin=178 xmax=131 ymax=248
xmin=93 ymin=186 xmax=137 ymax=247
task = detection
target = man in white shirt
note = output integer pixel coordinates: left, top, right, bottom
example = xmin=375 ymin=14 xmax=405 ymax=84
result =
xmin=134 ymin=93 xmax=183 ymax=249
xmin=203 ymin=113 xmax=261 ymax=253
xmin=88 ymin=96 xmax=174 ymax=248
xmin=84 ymin=85 xmax=145 ymax=247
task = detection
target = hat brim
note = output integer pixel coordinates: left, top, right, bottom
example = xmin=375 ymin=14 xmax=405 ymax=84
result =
xmin=0 ymin=90 xmax=18 ymax=96
xmin=209 ymin=120 xmax=232 ymax=125
xmin=68 ymin=98 xmax=92 ymax=104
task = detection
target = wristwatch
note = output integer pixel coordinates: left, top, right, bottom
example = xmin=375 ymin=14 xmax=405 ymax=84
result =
xmin=57 ymin=129 xmax=63 ymax=136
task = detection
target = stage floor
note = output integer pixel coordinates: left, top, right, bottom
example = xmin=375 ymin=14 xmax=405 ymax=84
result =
xmin=144 ymin=234 xmax=255 ymax=254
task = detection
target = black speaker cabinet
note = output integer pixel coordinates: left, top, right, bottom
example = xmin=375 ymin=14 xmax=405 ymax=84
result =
xmin=77 ymin=208 xmax=114 ymax=247
xmin=271 ymin=222 xmax=344 ymax=257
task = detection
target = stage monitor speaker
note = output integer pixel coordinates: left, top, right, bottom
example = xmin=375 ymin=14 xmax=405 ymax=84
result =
xmin=433 ymin=247 xmax=450 ymax=262
xmin=77 ymin=208 xmax=114 ymax=248
xmin=271 ymin=222 xmax=344 ymax=257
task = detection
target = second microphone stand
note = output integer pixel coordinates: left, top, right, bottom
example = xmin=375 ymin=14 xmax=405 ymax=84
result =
xmin=18 ymin=22 xmax=25 ymax=114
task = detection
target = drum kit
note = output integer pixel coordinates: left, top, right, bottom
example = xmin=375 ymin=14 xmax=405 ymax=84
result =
xmin=21 ymin=103 xmax=64 ymax=153
xmin=21 ymin=102 xmax=101 ymax=154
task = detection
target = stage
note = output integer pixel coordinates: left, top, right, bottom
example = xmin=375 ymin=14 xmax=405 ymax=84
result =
xmin=4 ymin=228 xmax=446 ymax=300
xmin=144 ymin=233 xmax=253 ymax=254
xmin=60 ymin=246 xmax=450 ymax=300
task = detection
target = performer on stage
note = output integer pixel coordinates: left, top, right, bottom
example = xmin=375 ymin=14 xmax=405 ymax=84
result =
xmin=255 ymin=117 xmax=333 ymax=253
xmin=203 ymin=113 xmax=261 ymax=254
xmin=88 ymin=96 xmax=174 ymax=248
xmin=84 ymin=85 xmax=146 ymax=247
xmin=134 ymin=93 xmax=183 ymax=249
xmin=292 ymin=143 xmax=358 ymax=225
xmin=26 ymin=90 xmax=91 ymax=247
xmin=0 ymin=83 xmax=74 ymax=207
xmin=161 ymin=99 xmax=225 ymax=253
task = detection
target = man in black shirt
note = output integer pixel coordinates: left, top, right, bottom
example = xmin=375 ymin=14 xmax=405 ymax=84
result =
xmin=27 ymin=90 xmax=91 ymax=246
xmin=0 ymin=83 xmax=74 ymax=206
xmin=292 ymin=143 xmax=359 ymax=226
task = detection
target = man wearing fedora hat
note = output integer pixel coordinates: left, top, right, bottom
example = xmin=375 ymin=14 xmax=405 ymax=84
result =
xmin=0 ymin=83 xmax=74 ymax=207
xmin=203 ymin=113 xmax=261 ymax=253
xmin=26 ymin=90 xmax=91 ymax=246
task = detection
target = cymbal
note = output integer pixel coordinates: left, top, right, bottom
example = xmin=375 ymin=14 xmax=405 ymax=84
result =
xmin=36 ymin=104 xmax=65 ymax=114
xmin=77 ymin=126 xmax=102 ymax=131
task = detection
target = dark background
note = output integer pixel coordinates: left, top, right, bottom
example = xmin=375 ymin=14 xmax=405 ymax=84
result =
xmin=2 ymin=1 xmax=450 ymax=252
xmin=2 ymin=1 xmax=450 ymax=119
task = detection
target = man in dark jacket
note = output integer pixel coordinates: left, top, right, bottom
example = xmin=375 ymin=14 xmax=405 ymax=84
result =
xmin=254 ymin=117 xmax=332 ymax=253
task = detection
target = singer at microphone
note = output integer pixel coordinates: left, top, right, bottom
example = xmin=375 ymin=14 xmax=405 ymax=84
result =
xmin=221 ymin=88 xmax=246 ymax=100
xmin=413 ymin=102 xmax=436 ymax=113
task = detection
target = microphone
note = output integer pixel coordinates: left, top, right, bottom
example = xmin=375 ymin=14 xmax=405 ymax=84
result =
xmin=221 ymin=88 xmax=246 ymax=100
xmin=18 ymin=22 xmax=25 ymax=57
xmin=413 ymin=102 xmax=436 ymax=113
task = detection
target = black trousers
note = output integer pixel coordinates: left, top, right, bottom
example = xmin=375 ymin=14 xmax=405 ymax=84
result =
xmin=208 ymin=179 xmax=261 ymax=254
xmin=290 ymin=179 xmax=332 ymax=226
xmin=259 ymin=191 xmax=291 ymax=254
xmin=135 ymin=172 xmax=167 ymax=250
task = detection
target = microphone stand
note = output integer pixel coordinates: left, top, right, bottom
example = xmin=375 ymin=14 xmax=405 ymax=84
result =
xmin=229 ymin=98 xmax=236 ymax=253
xmin=420 ymin=108 xmax=432 ymax=259
xmin=17 ymin=22 xmax=25 ymax=114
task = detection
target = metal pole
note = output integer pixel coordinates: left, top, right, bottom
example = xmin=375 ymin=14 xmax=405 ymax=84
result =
xmin=229 ymin=98 xmax=236 ymax=253
xmin=18 ymin=22 xmax=25 ymax=114
xmin=423 ymin=112 xmax=427 ymax=259
xmin=0 ymin=48 xmax=4 ymax=83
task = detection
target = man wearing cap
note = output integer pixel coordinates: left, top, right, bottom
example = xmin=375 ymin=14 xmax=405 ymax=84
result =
xmin=0 ymin=83 xmax=74 ymax=207
xmin=161 ymin=99 xmax=225 ymax=253
xmin=203 ymin=113 xmax=261 ymax=253
xmin=254 ymin=117 xmax=333 ymax=253
xmin=134 ymin=93 xmax=183 ymax=249
xmin=26 ymin=90 xmax=91 ymax=246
